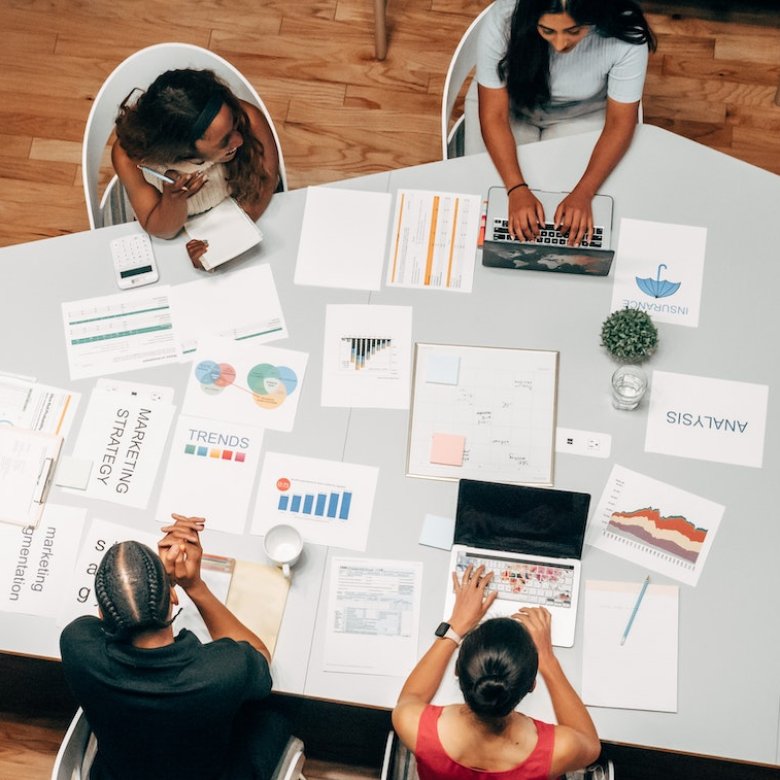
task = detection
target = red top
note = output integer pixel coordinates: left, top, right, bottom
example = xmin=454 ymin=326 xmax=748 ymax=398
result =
xmin=415 ymin=704 xmax=555 ymax=780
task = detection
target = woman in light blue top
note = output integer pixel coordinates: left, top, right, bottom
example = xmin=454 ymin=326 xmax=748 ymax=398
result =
xmin=476 ymin=0 xmax=656 ymax=246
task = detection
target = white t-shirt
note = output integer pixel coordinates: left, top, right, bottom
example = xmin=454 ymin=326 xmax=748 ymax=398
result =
xmin=477 ymin=0 xmax=649 ymax=124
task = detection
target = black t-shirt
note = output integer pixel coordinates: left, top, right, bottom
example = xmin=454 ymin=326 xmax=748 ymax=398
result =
xmin=60 ymin=616 xmax=273 ymax=780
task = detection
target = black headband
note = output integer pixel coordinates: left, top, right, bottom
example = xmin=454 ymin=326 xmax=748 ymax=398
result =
xmin=189 ymin=93 xmax=224 ymax=143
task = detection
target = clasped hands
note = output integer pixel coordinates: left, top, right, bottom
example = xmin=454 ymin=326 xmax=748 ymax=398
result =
xmin=157 ymin=513 xmax=206 ymax=592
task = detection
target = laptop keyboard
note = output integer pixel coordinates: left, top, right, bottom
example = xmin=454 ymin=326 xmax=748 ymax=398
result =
xmin=456 ymin=551 xmax=574 ymax=608
xmin=492 ymin=219 xmax=604 ymax=249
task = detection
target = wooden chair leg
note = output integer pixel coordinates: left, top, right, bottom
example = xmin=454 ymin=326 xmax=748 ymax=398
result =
xmin=374 ymin=0 xmax=388 ymax=60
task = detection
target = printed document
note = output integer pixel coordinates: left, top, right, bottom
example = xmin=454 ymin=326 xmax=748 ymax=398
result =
xmin=386 ymin=189 xmax=481 ymax=293
xmin=582 ymin=580 xmax=679 ymax=712
xmin=321 ymin=304 xmax=413 ymax=409
xmin=323 ymin=558 xmax=422 ymax=676
xmin=62 ymin=288 xmax=179 ymax=380
xmin=0 ymin=376 xmax=79 ymax=437
xmin=294 ymin=186 xmax=392 ymax=290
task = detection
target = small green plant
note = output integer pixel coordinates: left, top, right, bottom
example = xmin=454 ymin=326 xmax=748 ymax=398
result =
xmin=600 ymin=308 xmax=658 ymax=363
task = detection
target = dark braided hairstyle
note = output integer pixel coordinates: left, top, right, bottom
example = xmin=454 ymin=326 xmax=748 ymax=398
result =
xmin=94 ymin=541 xmax=172 ymax=642
xmin=499 ymin=0 xmax=657 ymax=115
xmin=115 ymin=68 xmax=270 ymax=206
xmin=456 ymin=618 xmax=538 ymax=732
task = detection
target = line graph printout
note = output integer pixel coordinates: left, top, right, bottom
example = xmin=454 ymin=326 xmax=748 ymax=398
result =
xmin=183 ymin=338 xmax=308 ymax=432
xmin=251 ymin=452 xmax=378 ymax=551
xmin=407 ymin=344 xmax=558 ymax=484
xmin=386 ymin=189 xmax=481 ymax=293
xmin=62 ymin=288 xmax=179 ymax=380
xmin=321 ymin=305 xmax=413 ymax=409
xmin=587 ymin=464 xmax=723 ymax=586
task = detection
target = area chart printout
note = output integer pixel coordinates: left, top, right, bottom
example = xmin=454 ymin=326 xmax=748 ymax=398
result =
xmin=251 ymin=452 xmax=378 ymax=552
xmin=587 ymin=465 xmax=723 ymax=586
xmin=386 ymin=189 xmax=481 ymax=293
xmin=323 ymin=558 xmax=422 ymax=677
xmin=321 ymin=304 xmax=413 ymax=409
xmin=62 ymin=288 xmax=179 ymax=380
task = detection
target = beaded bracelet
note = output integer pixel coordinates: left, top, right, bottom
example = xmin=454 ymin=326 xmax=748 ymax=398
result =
xmin=506 ymin=182 xmax=529 ymax=196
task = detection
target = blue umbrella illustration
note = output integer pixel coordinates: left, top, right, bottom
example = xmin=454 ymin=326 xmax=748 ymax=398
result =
xmin=635 ymin=263 xmax=681 ymax=298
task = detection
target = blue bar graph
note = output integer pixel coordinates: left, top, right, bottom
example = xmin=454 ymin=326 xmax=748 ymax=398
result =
xmin=277 ymin=488 xmax=352 ymax=521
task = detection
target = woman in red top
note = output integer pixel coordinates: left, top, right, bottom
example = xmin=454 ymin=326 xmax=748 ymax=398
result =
xmin=392 ymin=565 xmax=601 ymax=779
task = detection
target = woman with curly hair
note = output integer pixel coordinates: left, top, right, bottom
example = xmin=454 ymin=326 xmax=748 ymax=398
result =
xmin=473 ymin=0 xmax=656 ymax=247
xmin=112 ymin=68 xmax=280 ymax=267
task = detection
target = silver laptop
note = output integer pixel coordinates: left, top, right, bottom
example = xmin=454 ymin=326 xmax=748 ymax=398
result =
xmin=443 ymin=479 xmax=590 ymax=647
xmin=482 ymin=187 xmax=615 ymax=276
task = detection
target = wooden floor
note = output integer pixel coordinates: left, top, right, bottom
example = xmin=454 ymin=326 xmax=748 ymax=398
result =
xmin=0 ymin=0 xmax=778 ymax=247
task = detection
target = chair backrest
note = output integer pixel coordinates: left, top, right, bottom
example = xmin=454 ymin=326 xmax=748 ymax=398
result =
xmin=441 ymin=3 xmax=494 ymax=159
xmin=82 ymin=42 xmax=287 ymax=230
xmin=269 ymin=735 xmax=305 ymax=780
xmin=380 ymin=730 xmax=419 ymax=780
xmin=51 ymin=708 xmax=94 ymax=780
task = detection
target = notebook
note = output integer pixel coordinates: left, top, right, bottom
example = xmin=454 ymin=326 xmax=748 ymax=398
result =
xmin=482 ymin=187 xmax=615 ymax=276
xmin=443 ymin=479 xmax=591 ymax=647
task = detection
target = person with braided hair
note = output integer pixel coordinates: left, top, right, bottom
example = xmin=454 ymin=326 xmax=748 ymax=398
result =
xmin=112 ymin=68 xmax=280 ymax=268
xmin=59 ymin=515 xmax=289 ymax=780
xmin=392 ymin=564 xmax=604 ymax=779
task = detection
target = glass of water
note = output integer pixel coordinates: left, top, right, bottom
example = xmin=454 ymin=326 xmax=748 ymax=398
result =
xmin=611 ymin=365 xmax=648 ymax=410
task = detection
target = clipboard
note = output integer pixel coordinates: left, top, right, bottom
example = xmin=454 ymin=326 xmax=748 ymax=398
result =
xmin=0 ymin=426 xmax=62 ymax=528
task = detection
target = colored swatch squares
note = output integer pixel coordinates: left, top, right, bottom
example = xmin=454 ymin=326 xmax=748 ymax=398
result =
xmin=430 ymin=433 xmax=465 ymax=466
xmin=184 ymin=443 xmax=245 ymax=463
xmin=278 ymin=490 xmax=352 ymax=520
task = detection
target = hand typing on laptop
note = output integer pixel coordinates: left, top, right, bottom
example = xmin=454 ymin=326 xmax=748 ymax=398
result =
xmin=508 ymin=186 xmax=593 ymax=246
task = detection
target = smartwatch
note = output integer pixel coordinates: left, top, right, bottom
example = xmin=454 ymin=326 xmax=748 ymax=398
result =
xmin=435 ymin=621 xmax=463 ymax=646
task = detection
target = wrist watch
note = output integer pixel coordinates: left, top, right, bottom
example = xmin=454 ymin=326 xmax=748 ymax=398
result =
xmin=435 ymin=621 xmax=463 ymax=646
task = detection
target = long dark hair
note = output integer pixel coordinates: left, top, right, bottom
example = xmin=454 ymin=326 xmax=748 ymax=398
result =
xmin=95 ymin=541 xmax=173 ymax=641
xmin=456 ymin=618 xmax=538 ymax=731
xmin=115 ymin=68 xmax=268 ymax=205
xmin=498 ymin=0 xmax=657 ymax=115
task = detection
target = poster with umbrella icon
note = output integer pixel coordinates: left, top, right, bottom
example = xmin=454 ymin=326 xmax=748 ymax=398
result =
xmin=609 ymin=218 xmax=707 ymax=327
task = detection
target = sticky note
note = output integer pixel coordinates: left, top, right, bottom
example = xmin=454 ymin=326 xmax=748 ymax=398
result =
xmin=426 ymin=353 xmax=460 ymax=385
xmin=419 ymin=514 xmax=455 ymax=551
xmin=430 ymin=433 xmax=465 ymax=466
xmin=54 ymin=457 xmax=93 ymax=490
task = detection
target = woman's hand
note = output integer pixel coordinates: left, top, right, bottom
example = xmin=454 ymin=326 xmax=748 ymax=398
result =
xmin=161 ymin=169 xmax=207 ymax=202
xmin=508 ymin=187 xmax=546 ymax=241
xmin=185 ymin=239 xmax=210 ymax=270
xmin=158 ymin=514 xmax=206 ymax=592
xmin=554 ymin=189 xmax=594 ymax=246
xmin=448 ymin=564 xmax=498 ymax=637
xmin=513 ymin=606 xmax=556 ymax=673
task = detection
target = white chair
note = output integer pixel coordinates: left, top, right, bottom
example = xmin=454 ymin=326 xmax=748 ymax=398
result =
xmin=380 ymin=730 xmax=418 ymax=780
xmin=50 ymin=709 xmax=96 ymax=780
xmin=441 ymin=3 xmax=494 ymax=159
xmin=82 ymin=42 xmax=288 ymax=230
xmin=51 ymin=709 xmax=306 ymax=780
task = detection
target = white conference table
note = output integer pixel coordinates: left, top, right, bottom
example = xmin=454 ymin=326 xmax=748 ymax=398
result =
xmin=0 ymin=125 xmax=778 ymax=765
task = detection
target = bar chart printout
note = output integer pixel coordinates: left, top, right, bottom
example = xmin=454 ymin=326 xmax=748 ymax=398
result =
xmin=252 ymin=452 xmax=379 ymax=551
xmin=339 ymin=337 xmax=395 ymax=374
xmin=587 ymin=464 xmax=724 ymax=586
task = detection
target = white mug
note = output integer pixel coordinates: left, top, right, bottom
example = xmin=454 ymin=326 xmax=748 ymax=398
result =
xmin=262 ymin=524 xmax=303 ymax=579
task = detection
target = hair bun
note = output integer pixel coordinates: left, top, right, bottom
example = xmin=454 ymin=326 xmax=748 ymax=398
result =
xmin=473 ymin=675 xmax=510 ymax=707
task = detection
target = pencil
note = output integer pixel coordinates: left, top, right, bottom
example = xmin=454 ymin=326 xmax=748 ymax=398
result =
xmin=620 ymin=575 xmax=650 ymax=646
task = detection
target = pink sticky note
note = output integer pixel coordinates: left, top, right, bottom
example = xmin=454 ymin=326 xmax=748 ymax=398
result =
xmin=430 ymin=433 xmax=465 ymax=466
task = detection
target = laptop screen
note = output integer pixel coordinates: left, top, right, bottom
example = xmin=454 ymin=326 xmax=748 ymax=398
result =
xmin=454 ymin=479 xmax=590 ymax=559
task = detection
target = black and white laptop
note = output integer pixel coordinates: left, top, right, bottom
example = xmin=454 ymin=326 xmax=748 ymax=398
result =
xmin=443 ymin=479 xmax=591 ymax=647
xmin=482 ymin=187 xmax=615 ymax=276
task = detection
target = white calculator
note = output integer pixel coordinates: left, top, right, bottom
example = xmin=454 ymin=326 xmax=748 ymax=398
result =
xmin=111 ymin=233 xmax=159 ymax=289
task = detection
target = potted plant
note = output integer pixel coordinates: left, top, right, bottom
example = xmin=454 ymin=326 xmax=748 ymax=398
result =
xmin=600 ymin=308 xmax=658 ymax=363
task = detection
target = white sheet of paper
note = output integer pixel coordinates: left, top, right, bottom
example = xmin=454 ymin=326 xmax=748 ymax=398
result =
xmin=321 ymin=304 xmax=413 ymax=409
xmin=294 ymin=186 xmax=392 ymax=291
xmin=0 ymin=377 xmax=80 ymax=437
xmin=57 ymin=518 xmax=160 ymax=628
xmin=169 ymin=264 xmax=288 ymax=356
xmin=65 ymin=386 xmax=176 ymax=509
xmin=587 ymin=464 xmax=723 ymax=586
xmin=156 ymin=415 xmax=264 ymax=535
xmin=251 ymin=452 xmax=378 ymax=551
xmin=419 ymin=514 xmax=455 ymax=550
xmin=582 ymin=580 xmax=678 ymax=712
xmin=425 ymin=353 xmax=460 ymax=385
xmin=183 ymin=338 xmax=308 ymax=433
xmin=645 ymin=370 xmax=768 ymax=468
xmin=96 ymin=377 xmax=175 ymax=405
xmin=610 ymin=218 xmax=707 ymax=328
xmin=0 ymin=504 xmax=87 ymax=617
xmin=62 ymin=288 xmax=179 ymax=380
xmin=323 ymin=557 xmax=422 ymax=676
xmin=386 ymin=189 xmax=481 ymax=293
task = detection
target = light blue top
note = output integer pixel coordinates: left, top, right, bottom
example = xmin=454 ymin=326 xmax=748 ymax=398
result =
xmin=477 ymin=0 xmax=649 ymax=125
